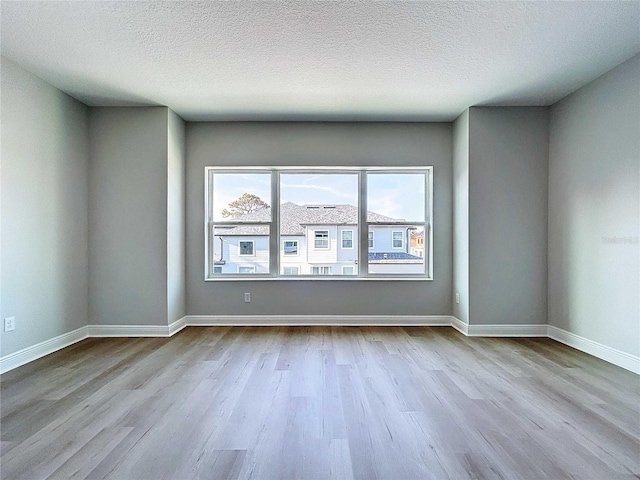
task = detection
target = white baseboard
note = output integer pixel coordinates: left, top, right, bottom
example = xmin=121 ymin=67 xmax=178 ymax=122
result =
xmin=185 ymin=315 xmax=453 ymax=327
xmin=0 ymin=326 xmax=88 ymax=375
xmin=548 ymin=326 xmax=640 ymax=375
xmin=169 ymin=316 xmax=188 ymax=335
xmin=88 ymin=316 xmax=188 ymax=337
xmin=2 ymin=317 xmax=637 ymax=375
xmin=467 ymin=323 xmax=548 ymax=337
xmin=450 ymin=316 xmax=468 ymax=335
xmin=450 ymin=318 xmax=546 ymax=337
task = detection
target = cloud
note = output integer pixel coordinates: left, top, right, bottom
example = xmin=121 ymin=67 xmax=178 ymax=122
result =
xmin=368 ymin=188 xmax=424 ymax=220
xmin=280 ymin=180 xmax=357 ymax=203
xmin=282 ymin=182 xmax=353 ymax=196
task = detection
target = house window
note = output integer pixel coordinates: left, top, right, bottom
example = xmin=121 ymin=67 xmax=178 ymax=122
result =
xmin=367 ymin=172 xmax=428 ymax=275
xmin=205 ymin=171 xmax=271 ymax=278
xmin=311 ymin=266 xmax=332 ymax=275
xmin=205 ymin=167 xmax=432 ymax=279
xmin=341 ymin=230 xmax=353 ymax=249
xmin=392 ymin=231 xmax=403 ymax=249
xmin=283 ymin=240 xmax=298 ymax=256
xmin=239 ymin=241 xmax=254 ymax=256
xmin=314 ymin=230 xmax=329 ymax=249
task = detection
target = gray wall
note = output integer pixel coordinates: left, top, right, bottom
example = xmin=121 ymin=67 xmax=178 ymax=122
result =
xmin=549 ymin=54 xmax=639 ymax=356
xmin=89 ymin=107 xmax=169 ymax=326
xmin=186 ymin=122 xmax=453 ymax=316
xmin=1 ymin=57 xmax=89 ymax=356
xmin=468 ymin=107 xmax=549 ymax=325
xmin=452 ymin=110 xmax=470 ymax=323
xmin=167 ymin=110 xmax=186 ymax=323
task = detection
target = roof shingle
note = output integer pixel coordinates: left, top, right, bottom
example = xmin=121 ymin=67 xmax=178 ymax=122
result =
xmin=216 ymin=202 xmax=402 ymax=236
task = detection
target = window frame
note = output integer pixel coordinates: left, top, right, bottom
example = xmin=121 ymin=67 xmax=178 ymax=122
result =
xmin=238 ymin=240 xmax=255 ymax=256
xmin=283 ymin=240 xmax=298 ymax=256
xmin=342 ymin=265 xmax=355 ymax=275
xmin=341 ymin=229 xmax=354 ymax=249
xmin=314 ymin=230 xmax=330 ymax=249
xmin=205 ymin=166 xmax=432 ymax=281
xmin=311 ymin=266 xmax=332 ymax=275
xmin=391 ymin=231 xmax=404 ymax=249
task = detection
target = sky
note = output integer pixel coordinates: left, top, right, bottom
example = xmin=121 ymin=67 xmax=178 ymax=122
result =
xmin=212 ymin=172 xmax=425 ymax=221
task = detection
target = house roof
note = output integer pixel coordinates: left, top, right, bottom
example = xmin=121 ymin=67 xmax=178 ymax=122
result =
xmin=369 ymin=252 xmax=423 ymax=263
xmin=216 ymin=202 xmax=401 ymax=236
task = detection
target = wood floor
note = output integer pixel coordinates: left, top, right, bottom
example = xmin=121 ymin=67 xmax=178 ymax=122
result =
xmin=1 ymin=326 xmax=638 ymax=480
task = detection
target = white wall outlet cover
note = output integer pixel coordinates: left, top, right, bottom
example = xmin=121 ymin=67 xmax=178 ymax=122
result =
xmin=4 ymin=317 xmax=16 ymax=332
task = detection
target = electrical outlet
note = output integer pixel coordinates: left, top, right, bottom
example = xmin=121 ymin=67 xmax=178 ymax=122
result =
xmin=455 ymin=293 xmax=460 ymax=304
xmin=244 ymin=292 xmax=251 ymax=303
xmin=4 ymin=317 xmax=15 ymax=332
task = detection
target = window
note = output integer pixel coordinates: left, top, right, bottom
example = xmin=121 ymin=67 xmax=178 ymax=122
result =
xmin=239 ymin=241 xmax=254 ymax=256
xmin=392 ymin=231 xmax=403 ymax=249
xmin=311 ymin=266 xmax=332 ymax=275
xmin=314 ymin=230 xmax=329 ymax=249
xmin=283 ymin=240 xmax=298 ymax=255
xmin=205 ymin=167 xmax=432 ymax=279
xmin=341 ymin=230 xmax=353 ymax=249
xmin=367 ymin=172 xmax=428 ymax=275
xmin=206 ymin=171 xmax=270 ymax=277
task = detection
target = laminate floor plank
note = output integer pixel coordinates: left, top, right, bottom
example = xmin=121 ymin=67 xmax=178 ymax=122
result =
xmin=1 ymin=326 xmax=638 ymax=480
xmin=46 ymin=427 xmax=134 ymax=480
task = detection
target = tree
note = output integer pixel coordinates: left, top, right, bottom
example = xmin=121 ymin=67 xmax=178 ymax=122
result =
xmin=222 ymin=193 xmax=269 ymax=218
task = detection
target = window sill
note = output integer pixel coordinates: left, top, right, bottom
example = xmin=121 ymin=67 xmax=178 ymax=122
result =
xmin=205 ymin=276 xmax=433 ymax=282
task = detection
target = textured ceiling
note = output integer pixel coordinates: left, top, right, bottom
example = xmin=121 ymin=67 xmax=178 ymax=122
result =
xmin=2 ymin=1 xmax=639 ymax=121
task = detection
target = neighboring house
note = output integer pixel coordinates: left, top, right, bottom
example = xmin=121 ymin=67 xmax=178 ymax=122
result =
xmin=410 ymin=230 xmax=425 ymax=258
xmin=213 ymin=202 xmax=423 ymax=275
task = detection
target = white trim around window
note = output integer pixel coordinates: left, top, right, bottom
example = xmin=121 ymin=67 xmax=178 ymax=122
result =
xmin=283 ymin=240 xmax=298 ymax=256
xmin=311 ymin=266 xmax=332 ymax=275
xmin=342 ymin=265 xmax=355 ymax=275
xmin=314 ymin=230 xmax=329 ymax=249
xmin=238 ymin=240 xmax=255 ymax=256
xmin=392 ymin=231 xmax=404 ymax=249
xmin=341 ymin=229 xmax=354 ymax=249
xmin=204 ymin=166 xmax=433 ymax=280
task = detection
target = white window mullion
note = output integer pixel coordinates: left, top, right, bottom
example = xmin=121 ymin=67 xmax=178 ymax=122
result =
xmin=205 ymin=170 xmax=215 ymax=279
xmin=270 ymin=170 xmax=279 ymax=276
xmin=358 ymin=170 xmax=368 ymax=277
xmin=428 ymin=169 xmax=433 ymax=279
